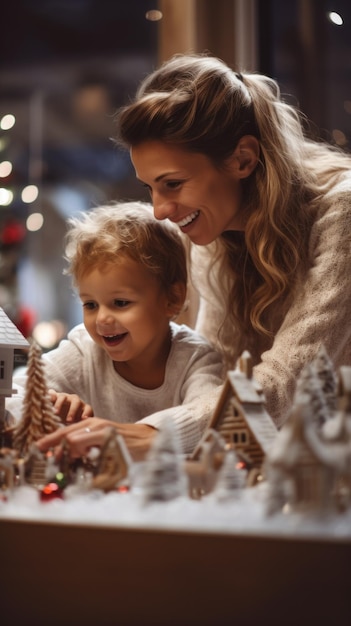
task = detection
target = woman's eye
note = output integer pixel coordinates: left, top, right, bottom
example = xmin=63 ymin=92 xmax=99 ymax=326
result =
xmin=115 ymin=300 xmax=130 ymax=308
xmin=142 ymin=183 xmax=152 ymax=196
xmin=166 ymin=180 xmax=182 ymax=189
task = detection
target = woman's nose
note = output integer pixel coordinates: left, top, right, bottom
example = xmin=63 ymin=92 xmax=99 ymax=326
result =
xmin=152 ymin=192 xmax=176 ymax=221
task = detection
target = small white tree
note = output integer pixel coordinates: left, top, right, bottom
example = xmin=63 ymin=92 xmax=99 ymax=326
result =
xmin=295 ymin=363 xmax=328 ymax=428
xmin=312 ymin=345 xmax=338 ymax=417
xmin=214 ymin=449 xmax=247 ymax=502
xmin=142 ymin=417 xmax=188 ymax=503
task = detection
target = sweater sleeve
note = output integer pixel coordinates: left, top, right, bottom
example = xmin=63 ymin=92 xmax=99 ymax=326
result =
xmin=139 ymin=332 xmax=225 ymax=455
xmin=255 ymin=192 xmax=351 ymax=427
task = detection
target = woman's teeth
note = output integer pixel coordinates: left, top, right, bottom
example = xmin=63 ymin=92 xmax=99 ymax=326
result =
xmin=177 ymin=211 xmax=199 ymax=227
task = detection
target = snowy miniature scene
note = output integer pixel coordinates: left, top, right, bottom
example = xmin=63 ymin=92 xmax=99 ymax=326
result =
xmin=1 ymin=306 xmax=351 ymax=542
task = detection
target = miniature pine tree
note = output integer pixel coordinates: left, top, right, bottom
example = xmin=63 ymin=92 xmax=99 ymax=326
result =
xmin=295 ymin=363 xmax=328 ymax=428
xmin=264 ymin=466 xmax=289 ymax=516
xmin=142 ymin=417 xmax=188 ymax=503
xmin=312 ymin=345 xmax=338 ymax=416
xmin=214 ymin=449 xmax=247 ymax=502
xmin=13 ymin=339 xmax=62 ymax=456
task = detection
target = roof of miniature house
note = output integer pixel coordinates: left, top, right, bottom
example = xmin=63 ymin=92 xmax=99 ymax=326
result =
xmin=268 ymin=400 xmax=351 ymax=473
xmin=0 ymin=307 xmax=30 ymax=349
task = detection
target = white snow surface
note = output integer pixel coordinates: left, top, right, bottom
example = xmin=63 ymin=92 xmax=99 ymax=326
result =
xmin=1 ymin=467 xmax=351 ymax=543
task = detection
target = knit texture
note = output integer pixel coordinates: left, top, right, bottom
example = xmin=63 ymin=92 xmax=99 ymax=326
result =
xmin=192 ymin=175 xmax=351 ymax=427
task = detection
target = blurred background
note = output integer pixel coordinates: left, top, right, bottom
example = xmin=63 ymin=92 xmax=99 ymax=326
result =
xmin=0 ymin=0 xmax=350 ymax=351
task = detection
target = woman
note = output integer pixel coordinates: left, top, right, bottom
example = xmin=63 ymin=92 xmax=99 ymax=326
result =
xmin=115 ymin=52 xmax=351 ymax=427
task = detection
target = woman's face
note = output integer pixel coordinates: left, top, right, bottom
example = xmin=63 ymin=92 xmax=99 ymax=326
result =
xmin=131 ymin=141 xmax=245 ymax=245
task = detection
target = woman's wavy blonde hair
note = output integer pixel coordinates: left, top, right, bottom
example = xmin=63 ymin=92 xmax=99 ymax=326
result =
xmin=115 ymin=53 xmax=351 ymax=358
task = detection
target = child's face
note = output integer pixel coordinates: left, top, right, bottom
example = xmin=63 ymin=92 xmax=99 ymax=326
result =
xmin=78 ymin=257 xmax=173 ymax=372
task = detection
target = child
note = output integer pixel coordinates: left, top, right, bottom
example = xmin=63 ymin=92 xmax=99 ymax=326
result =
xmin=7 ymin=202 xmax=224 ymax=459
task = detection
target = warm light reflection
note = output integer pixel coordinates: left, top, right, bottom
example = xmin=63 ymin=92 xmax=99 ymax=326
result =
xmin=0 ymin=187 xmax=13 ymax=205
xmin=21 ymin=184 xmax=39 ymax=203
xmin=33 ymin=319 xmax=67 ymax=349
xmin=0 ymin=161 xmax=12 ymax=177
xmin=344 ymin=101 xmax=351 ymax=115
xmin=327 ymin=11 xmax=343 ymax=25
xmin=332 ymin=129 xmax=347 ymax=146
xmin=0 ymin=114 xmax=16 ymax=130
xmin=145 ymin=9 xmax=163 ymax=21
xmin=0 ymin=137 xmax=9 ymax=151
xmin=26 ymin=212 xmax=44 ymax=231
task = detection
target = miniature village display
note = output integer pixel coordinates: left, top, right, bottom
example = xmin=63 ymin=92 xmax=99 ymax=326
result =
xmin=1 ymin=305 xmax=351 ymax=531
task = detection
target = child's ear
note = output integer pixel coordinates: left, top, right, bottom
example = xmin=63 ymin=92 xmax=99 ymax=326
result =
xmin=166 ymin=282 xmax=187 ymax=319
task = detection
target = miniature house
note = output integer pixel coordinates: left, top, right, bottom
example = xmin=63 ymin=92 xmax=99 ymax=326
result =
xmin=337 ymin=366 xmax=351 ymax=413
xmin=193 ymin=351 xmax=277 ymax=475
xmin=0 ymin=307 xmax=29 ymax=429
xmin=92 ymin=427 xmax=133 ymax=492
xmin=265 ymin=397 xmax=349 ymax=514
xmin=185 ymin=429 xmax=227 ymax=498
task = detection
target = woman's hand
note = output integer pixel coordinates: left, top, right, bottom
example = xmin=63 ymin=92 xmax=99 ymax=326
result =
xmin=48 ymin=389 xmax=94 ymax=423
xmin=36 ymin=417 xmax=158 ymax=461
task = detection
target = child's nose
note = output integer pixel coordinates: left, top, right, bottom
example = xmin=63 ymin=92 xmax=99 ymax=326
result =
xmin=96 ymin=306 xmax=114 ymax=324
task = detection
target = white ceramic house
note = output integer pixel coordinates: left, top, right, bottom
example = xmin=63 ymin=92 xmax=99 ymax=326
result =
xmin=0 ymin=307 xmax=29 ymax=428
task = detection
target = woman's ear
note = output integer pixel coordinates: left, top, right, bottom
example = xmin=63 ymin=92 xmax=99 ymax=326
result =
xmin=229 ymin=135 xmax=260 ymax=179
xmin=166 ymin=282 xmax=187 ymax=319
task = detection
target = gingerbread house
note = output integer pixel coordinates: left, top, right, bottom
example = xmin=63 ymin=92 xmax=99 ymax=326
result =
xmin=193 ymin=351 xmax=277 ymax=473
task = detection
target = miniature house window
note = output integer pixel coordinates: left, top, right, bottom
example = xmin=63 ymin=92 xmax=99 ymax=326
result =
xmin=0 ymin=360 xmax=4 ymax=379
xmin=232 ymin=429 xmax=249 ymax=445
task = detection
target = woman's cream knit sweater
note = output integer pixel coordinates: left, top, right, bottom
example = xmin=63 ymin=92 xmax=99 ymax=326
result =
xmin=192 ymin=175 xmax=351 ymax=427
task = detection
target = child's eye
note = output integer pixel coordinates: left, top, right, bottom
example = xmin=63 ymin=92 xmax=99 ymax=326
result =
xmin=115 ymin=299 xmax=130 ymax=308
xmin=82 ymin=302 xmax=96 ymax=310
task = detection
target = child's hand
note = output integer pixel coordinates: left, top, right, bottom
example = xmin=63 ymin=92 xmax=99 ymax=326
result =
xmin=36 ymin=417 xmax=157 ymax=461
xmin=48 ymin=389 xmax=94 ymax=424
